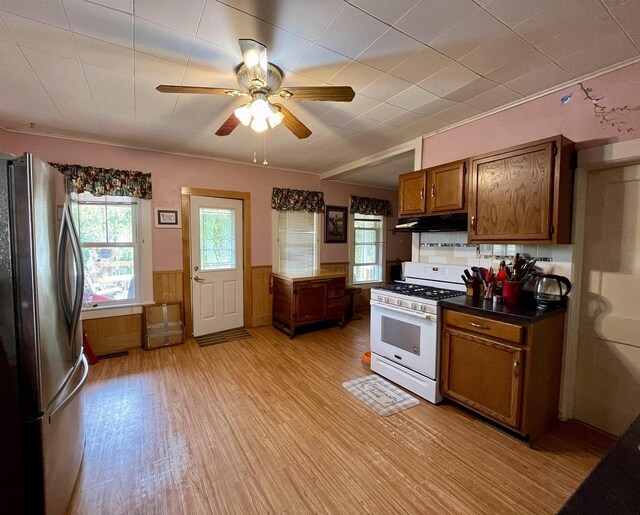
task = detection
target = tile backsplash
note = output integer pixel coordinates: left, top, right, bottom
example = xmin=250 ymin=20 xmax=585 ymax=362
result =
xmin=412 ymin=232 xmax=573 ymax=278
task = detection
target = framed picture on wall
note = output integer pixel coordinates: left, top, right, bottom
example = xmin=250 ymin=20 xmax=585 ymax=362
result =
xmin=325 ymin=205 xmax=347 ymax=243
xmin=155 ymin=207 xmax=181 ymax=228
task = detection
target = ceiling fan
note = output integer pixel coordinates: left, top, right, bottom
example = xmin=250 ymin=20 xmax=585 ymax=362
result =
xmin=156 ymin=39 xmax=355 ymax=139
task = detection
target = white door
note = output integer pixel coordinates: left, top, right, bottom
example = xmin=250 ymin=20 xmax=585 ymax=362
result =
xmin=190 ymin=196 xmax=244 ymax=336
xmin=574 ymin=164 xmax=640 ymax=436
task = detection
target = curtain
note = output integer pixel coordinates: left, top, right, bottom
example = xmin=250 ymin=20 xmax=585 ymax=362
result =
xmin=50 ymin=162 xmax=152 ymax=200
xmin=349 ymin=195 xmax=392 ymax=216
xmin=271 ymin=187 xmax=325 ymax=213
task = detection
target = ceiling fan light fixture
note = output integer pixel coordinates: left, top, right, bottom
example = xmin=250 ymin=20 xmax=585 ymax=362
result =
xmin=250 ymin=95 xmax=271 ymax=120
xmin=250 ymin=116 xmax=268 ymax=133
xmin=268 ymin=108 xmax=284 ymax=128
xmin=234 ymin=104 xmax=252 ymax=126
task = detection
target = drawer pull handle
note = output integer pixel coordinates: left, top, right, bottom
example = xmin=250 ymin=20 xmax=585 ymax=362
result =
xmin=468 ymin=322 xmax=489 ymax=330
xmin=513 ymin=359 xmax=519 ymax=377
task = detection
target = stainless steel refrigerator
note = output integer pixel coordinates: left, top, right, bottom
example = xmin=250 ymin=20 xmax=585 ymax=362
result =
xmin=0 ymin=153 xmax=87 ymax=514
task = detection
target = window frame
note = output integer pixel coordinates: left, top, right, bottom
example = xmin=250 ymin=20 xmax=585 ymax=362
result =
xmin=271 ymin=210 xmax=321 ymax=273
xmin=70 ymin=192 xmax=154 ymax=320
xmin=348 ymin=213 xmax=386 ymax=286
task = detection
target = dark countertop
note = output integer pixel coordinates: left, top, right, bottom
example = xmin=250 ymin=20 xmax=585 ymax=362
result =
xmin=559 ymin=415 xmax=640 ymax=514
xmin=440 ymin=295 xmax=566 ymax=323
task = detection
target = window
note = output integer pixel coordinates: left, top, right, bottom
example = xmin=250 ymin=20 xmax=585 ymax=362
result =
xmin=273 ymin=210 xmax=320 ymax=272
xmin=71 ymin=192 xmax=152 ymax=311
xmin=350 ymin=214 xmax=385 ymax=284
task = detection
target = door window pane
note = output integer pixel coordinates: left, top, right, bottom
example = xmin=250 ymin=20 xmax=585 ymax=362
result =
xmin=200 ymin=207 xmax=236 ymax=270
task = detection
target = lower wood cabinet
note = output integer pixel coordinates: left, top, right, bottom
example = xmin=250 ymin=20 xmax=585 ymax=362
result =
xmin=272 ymin=275 xmax=345 ymax=338
xmin=440 ymin=308 xmax=565 ymax=441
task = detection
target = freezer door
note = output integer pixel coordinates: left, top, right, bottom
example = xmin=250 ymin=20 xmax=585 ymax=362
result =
xmin=10 ymin=154 xmax=81 ymax=417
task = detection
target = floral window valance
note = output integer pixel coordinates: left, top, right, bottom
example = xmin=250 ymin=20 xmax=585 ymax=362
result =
xmin=349 ymin=195 xmax=392 ymax=217
xmin=271 ymin=187 xmax=325 ymax=213
xmin=50 ymin=162 xmax=152 ymax=200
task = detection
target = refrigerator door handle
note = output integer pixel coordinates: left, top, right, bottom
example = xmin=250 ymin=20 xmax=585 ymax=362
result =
xmin=56 ymin=205 xmax=73 ymax=326
xmin=66 ymin=203 xmax=84 ymax=359
xmin=48 ymin=354 xmax=88 ymax=423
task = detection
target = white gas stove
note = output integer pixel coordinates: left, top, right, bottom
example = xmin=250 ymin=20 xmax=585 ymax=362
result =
xmin=369 ymin=263 xmax=467 ymax=404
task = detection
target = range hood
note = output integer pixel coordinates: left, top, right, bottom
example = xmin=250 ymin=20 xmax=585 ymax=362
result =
xmin=394 ymin=213 xmax=468 ymax=233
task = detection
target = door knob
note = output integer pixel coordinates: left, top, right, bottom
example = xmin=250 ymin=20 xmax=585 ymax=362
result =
xmin=194 ymin=276 xmax=205 ymax=283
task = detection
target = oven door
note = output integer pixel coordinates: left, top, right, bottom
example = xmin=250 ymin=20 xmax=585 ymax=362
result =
xmin=370 ymin=303 xmax=438 ymax=379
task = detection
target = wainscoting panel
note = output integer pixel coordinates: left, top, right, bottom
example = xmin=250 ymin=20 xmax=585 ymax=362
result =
xmin=153 ymin=270 xmax=184 ymax=303
xmin=84 ymin=314 xmax=142 ymax=355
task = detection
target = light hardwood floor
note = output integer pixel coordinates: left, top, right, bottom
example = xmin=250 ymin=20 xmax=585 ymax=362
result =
xmin=69 ymin=317 xmax=613 ymax=514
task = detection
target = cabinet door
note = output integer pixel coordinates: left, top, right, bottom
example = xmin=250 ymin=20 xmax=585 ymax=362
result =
xmin=426 ymin=161 xmax=466 ymax=214
xmin=398 ymin=170 xmax=427 ymax=217
xmin=294 ymin=282 xmax=328 ymax=322
xmin=441 ymin=327 xmax=524 ymax=429
xmin=469 ymin=141 xmax=555 ymax=242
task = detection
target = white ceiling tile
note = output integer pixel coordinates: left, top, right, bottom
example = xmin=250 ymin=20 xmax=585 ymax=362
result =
xmin=485 ymin=49 xmax=552 ymax=83
xmin=134 ymin=18 xmax=193 ymax=65
xmin=63 ymin=0 xmax=133 ymax=48
xmin=394 ymin=0 xmax=479 ymax=44
xmin=412 ymin=97 xmax=457 ymax=116
xmin=629 ymin=26 xmax=640 ymax=48
xmin=135 ymin=77 xmax=182 ymax=115
xmin=0 ymin=20 xmax=12 ymax=43
xmin=389 ymin=46 xmax=453 ymax=83
xmin=0 ymin=0 xmax=69 ymax=28
xmin=341 ymin=114 xmax=379 ymax=132
xmin=558 ymin=32 xmax=638 ymax=76
xmin=0 ymin=40 xmax=29 ymax=68
xmin=429 ymin=9 xmax=507 ymax=60
xmin=88 ymin=0 xmax=133 ymax=14
xmin=183 ymin=39 xmax=238 ymax=87
xmin=434 ymin=102 xmax=482 ymax=123
xmin=321 ymin=108 xmax=355 ymax=127
xmin=458 ymin=32 xmax=534 ymax=75
xmin=482 ymin=0 xmax=552 ymax=27
xmin=610 ymin=0 xmax=640 ymax=31
xmin=83 ymin=63 xmax=134 ymax=107
xmin=316 ymin=4 xmax=387 ymax=59
xmin=95 ymin=102 xmax=135 ymax=122
xmin=1 ymin=12 xmax=77 ymax=59
xmin=356 ymin=28 xmax=424 ymax=72
xmin=394 ymin=115 xmax=448 ymax=136
xmin=39 ymin=73 xmax=91 ymax=99
xmin=50 ymin=93 xmax=98 ymax=117
xmin=337 ymin=93 xmax=380 ymax=115
xmin=219 ymin=0 xmax=344 ymax=41
xmin=360 ymin=73 xmax=413 ymax=101
xmin=287 ymin=101 xmax=336 ymax=125
xmin=505 ymin=62 xmax=573 ymax=96
xmin=135 ymin=0 xmax=205 ymax=35
xmin=135 ymin=52 xmax=185 ymax=83
xmin=291 ymin=44 xmax=349 ymax=82
xmin=385 ymin=109 xmax=424 ymax=127
xmin=538 ymin=13 xmax=621 ymax=61
xmin=349 ymin=0 xmax=421 ymax=25
xmin=419 ymin=62 xmax=478 ymax=97
xmin=445 ymin=77 xmax=497 ymax=102
xmin=0 ymin=63 xmax=39 ymax=89
xmin=22 ymin=47 xmax=85 ymax=81
xmin=74 ymin=33 xmax=133 ymax=73
xmin=328 ymin=60 xmax=385 ymax=92
xmin=280 ymin=69 xmax=325 ymax=87
xmin=363 ymin=102 xmax=407 ymax=122
xmin=464 ymin=85 xmax=522 ymax=111
xmin=387 ymin=85 xmax=438 ymax=111
xmin=602 ymin=0 xmax=629 ymax=8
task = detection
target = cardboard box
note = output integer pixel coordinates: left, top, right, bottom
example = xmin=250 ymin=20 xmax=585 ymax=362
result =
xmin=143 ymin=302 xmax=184 ymax=350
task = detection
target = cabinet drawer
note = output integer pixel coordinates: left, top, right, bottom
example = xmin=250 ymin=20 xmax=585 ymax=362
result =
xmin=444 ymin=310 xmax=524 ymax=344
xmin=328 ymin=277 xmax=346 ymax=289
xmin=328 ymin=289 xmax=345 ymax=299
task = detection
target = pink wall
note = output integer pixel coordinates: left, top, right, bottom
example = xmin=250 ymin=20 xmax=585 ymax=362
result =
xmin=422 ymin=62 xmax=640 ymax=167
xmin=0 ymin=131 xmax=411 ymax=269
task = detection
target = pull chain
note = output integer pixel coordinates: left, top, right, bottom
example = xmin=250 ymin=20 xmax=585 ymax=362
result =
xmin=253 ymin=131 xmax=257 ymax=163
xmin=263 ymin=132 xmax=268 ymax=166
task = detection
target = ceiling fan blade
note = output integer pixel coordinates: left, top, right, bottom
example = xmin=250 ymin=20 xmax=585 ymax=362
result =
xmin=273 ymin=86 xmax=355 ymax=102
xmin=272 ymin=103 xmax=311 ymax=139
xmin=238 ymin=39 xmax=268 ymax=89
xmin=215 ymin=113 xmax=241 ymax=137
xmin=156 ymin=85 xmax=246 ymax=96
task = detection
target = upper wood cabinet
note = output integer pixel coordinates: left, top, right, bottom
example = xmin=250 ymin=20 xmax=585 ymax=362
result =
xmin=398 ymin=160 xmax=467 ymax=218
xmin=468 ymin=135 xmax=575 ymax=244
xmin=398 ymin=170 xmax=427 ymax=217
xmin=426 ymin=161 xmax=466 ymax=215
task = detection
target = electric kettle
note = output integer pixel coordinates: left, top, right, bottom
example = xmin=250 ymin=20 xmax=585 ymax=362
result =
xmin=534 ymin=274 xmax=572 ymax=306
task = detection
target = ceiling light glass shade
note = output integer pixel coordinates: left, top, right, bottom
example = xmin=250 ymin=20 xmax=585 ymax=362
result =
xmin=251 ymin=116 xmax=268 ymax=133
xmin=268 ymin=108 xmax=284 ymax=128
xmin=250 ymin=97 xmax=271 ymax=121
xmin=234 ymin=104 xmax=252 ymax=126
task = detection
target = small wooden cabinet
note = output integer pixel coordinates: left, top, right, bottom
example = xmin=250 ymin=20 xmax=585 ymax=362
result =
xmin=398 ymin=160 xmax=467 ymax=217
xmin=468 ymin=135 xmax=575 ymax=243
xmin=272 ymin=273 xmax=345 ymax=338
xmin=440 ymin=308 xmax=565 ymax=441
xmin=398 ymin=170 xmax=427 ymax=217
xmin=426 ymin=160 xmax=466 ymax=214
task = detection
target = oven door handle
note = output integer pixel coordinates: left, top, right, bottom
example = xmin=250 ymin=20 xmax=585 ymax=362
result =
xmin=370 ymin=300 xmax=435 ymax=321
